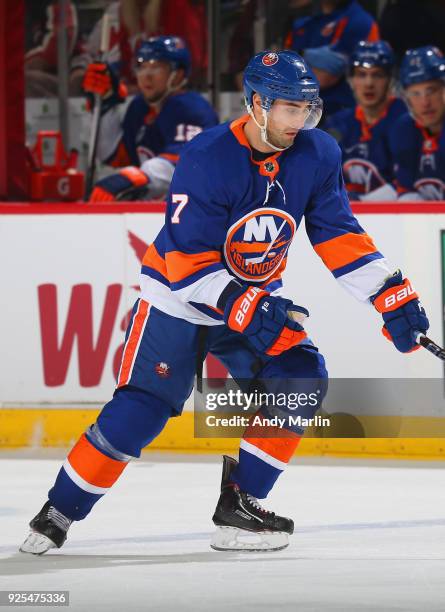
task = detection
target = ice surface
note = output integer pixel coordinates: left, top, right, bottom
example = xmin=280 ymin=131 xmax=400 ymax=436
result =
xmin=1 ymin=455 xmax=445 ymax=611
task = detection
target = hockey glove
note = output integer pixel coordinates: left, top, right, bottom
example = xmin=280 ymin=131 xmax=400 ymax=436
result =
xmin=371 ymin=270 xmax=429 ymax=353
xmin=83 ymin=62 xmax=127 ymax=114
xmin=222 ymin=284 xmax=308 ymax=356
xmin=89 ymin=167 xmax=149 ymax=202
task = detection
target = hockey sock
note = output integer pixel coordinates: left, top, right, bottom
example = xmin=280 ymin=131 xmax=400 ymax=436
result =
xmin=230 ymin=412 xmax=301 ymax=499
xmin=48 ymin=432 xmax=130 ymax=521
xmin=48 ymin=387 xmax=172 ymax=520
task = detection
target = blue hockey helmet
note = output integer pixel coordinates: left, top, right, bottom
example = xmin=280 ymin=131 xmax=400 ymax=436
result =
xmin=136 ymin=36 xmax=191 ymax=77
xmin=350 ymin=40 xmax=394 ymax=73
xmin=243 ymin=50 xmax=322 ymax=131
xmin=400 ymin=45 xmax=445 ymax=88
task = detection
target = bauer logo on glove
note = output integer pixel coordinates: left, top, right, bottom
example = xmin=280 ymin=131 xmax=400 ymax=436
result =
xmin=220 ymin=282 xmax=309 ymax=356
xmin=371 ymin=270 xmax=429 ymax=353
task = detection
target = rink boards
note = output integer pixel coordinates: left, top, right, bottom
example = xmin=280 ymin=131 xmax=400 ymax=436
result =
xmin=1 ymin=202 xmax=445 ymax=458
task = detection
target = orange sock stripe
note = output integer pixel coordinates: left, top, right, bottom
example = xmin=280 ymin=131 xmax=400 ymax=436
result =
xmin=244 ymin=428 xmax=301 ymax=464
xmin=117 ymin=299 xmax=150 ymax=387
xmin=67 ymin=434 xmax=128 ymax=488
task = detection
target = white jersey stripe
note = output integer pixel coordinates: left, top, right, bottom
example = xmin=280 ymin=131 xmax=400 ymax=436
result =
xmin=336 ymin=257 xmax=392 ymax=302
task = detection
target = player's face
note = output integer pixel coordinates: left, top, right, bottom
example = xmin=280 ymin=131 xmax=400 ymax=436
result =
xmin=265 ymin=100 xmax=310 ymax=148
xmin=350 ymin=66 xmax=390 ymax=109
xmin=405 ymin=80 xmax=445 ymax=130
xmin=135 ymin=59 xmax=172 ymax=102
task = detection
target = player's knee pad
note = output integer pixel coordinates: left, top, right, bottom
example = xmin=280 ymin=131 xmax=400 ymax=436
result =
xmin=96 ymin=386 xmax=173 ymax=457
xmin=256 ymin=345 xmax=328 ymax=434
xmin=261 ymin=344 xmax=328 ymax=380
xmin=86 ymin=422 xmax=135 ymax=461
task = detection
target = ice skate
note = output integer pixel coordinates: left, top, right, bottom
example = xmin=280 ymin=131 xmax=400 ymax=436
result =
xmin=211 ymin=455 xmax=294 ymax=552
xmin=20 ymin=501 xmax=72 ymax=555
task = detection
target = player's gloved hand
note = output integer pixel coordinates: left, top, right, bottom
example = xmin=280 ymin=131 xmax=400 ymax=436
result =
xmin=222 ymin=284 xmax=309 ymax=356
xmin=82 ymin=62 xmax=127 ymax=114
xmin=370 ymin=270 xmax=429 ymax=353
xmin=89 ymin=167 xmax=149 ymax=202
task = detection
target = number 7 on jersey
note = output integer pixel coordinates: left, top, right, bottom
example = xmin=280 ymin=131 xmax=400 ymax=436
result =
xmin=171 ymin=194 xmax=189 ymax=224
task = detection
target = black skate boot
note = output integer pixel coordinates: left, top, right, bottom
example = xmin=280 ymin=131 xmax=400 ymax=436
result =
xmin=211 ymin=455 xmax=294 ymax=552
xmin=20 ymin=501 xmax=72 ymax=555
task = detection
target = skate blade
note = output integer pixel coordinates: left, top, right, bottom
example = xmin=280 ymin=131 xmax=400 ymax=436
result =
xmin=19 ymin=531 xmax=57 ymax=555
xmin=210 ymin=526 xmax=289 ymax=552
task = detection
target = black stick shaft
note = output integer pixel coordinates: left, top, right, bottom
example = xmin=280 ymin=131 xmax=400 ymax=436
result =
xmin=416 ymin=334 xmax=445 ymax=361
xmin=83 ymin=14 xmax=111 ymax=201
xmin=84 ymin=97 xmax=102 ymax=199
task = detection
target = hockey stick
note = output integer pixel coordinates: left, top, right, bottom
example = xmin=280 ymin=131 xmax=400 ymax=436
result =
xmin=416 ymin=333 xmax=445 ymax=361
xmin=288 ymin=311 xmax=445 ymax=361
xmin=84 ymin=14 xmax=111 ymax=200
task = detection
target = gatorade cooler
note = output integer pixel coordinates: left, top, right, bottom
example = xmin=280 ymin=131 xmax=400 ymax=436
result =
xmin=28 ymin=131 xmax=85 ymax=201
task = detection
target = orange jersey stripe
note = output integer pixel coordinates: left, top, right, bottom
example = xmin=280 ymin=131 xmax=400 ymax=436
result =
xmin=313 ymin=232 xmax=377 ymax=271
xmin=367 ymin=21 xmax=380 ymax=42
xmin=331 ymin=17 xmax=348 ymax=45
xmin=159 ymin=152 xmax=180 ymax=163
xmin=142 ymin=243 xmax=168 ymax=279
xmin=117 ymin=299 xmax=150 ymax=387
xmin=68 ymin=434 xmax=128 ymax=488
xmin=244 ymin=430 xmax=301 ymax=464
xmin=110 ymin=141 xmax=132 ymax=168
xmin=165 ymin=250 xmax=222 ymax=283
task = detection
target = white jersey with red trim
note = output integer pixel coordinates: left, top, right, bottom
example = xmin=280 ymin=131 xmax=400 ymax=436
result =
xmin=140 ymin=115 xmax=392 ymax=325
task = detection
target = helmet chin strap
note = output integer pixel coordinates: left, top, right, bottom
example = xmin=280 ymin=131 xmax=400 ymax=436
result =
xmin=146 ymin=69 xmax=188 ymax=106
xmin=247 ymin=104 xmax=290 ymax=152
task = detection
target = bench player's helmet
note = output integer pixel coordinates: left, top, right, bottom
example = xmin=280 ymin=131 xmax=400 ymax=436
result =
xmin=350 ymin=40 xmax=394 ymax=74
xmin=136 ymin=36 xmax=191 ymax=78
xmin=399 ymin=46 xmax=445 ymax=88
xmin=243 ymin=50 xmax=322 ymax=149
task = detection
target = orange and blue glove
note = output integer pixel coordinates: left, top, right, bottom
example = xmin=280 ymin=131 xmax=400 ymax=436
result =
xmin=371 ymin=270 xmax=429 ymax=353
xmin=82 ymin=62 xmax=127 ymax=114
xmin=89 ymin=167 xmax=149 ymax=202
xmin=220 ymin=283 xmax=308 ymax=356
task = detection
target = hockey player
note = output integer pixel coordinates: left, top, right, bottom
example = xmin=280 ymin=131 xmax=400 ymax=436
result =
xmin=20 ymin=50 xmax=429 ymax=554
xmin=325 ymin=41 xmax=407 ymax=200
xmin=390 ymin=46 xmax=445 ymax=201
xmin=85 ymin=36 xmax=218 ymax=202
xmin=285 ymin=0 xmax=380 ymax=121
xmin=285 ymin=0 xmax=379 ymax=55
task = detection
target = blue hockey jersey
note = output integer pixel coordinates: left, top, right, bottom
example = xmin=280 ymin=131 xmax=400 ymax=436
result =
xmin=107 ymin=90 xmax=219 ymax=167
xmin=139 ymin=115 xmax=391 ymax=325
xmin=286 ymin=0 xmax=379 ymax=56
xmin=326 ymin=97 xmax=407 ymax=197
xmin=319 ymin=78 xmax=356 ymax=123
xmin=389 ymin=113 xmax=445 ymax=200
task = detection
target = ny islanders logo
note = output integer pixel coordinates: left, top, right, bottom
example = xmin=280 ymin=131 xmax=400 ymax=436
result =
xmin=262 ymin=52 xmax=278 ymax=66
xmin=224 ymin=208 xmax=296 ymax=282
xmin=415 ymin=178 xmax=445 ymax=200
xmin=343 ymin=158 xmax=386 ymax=193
